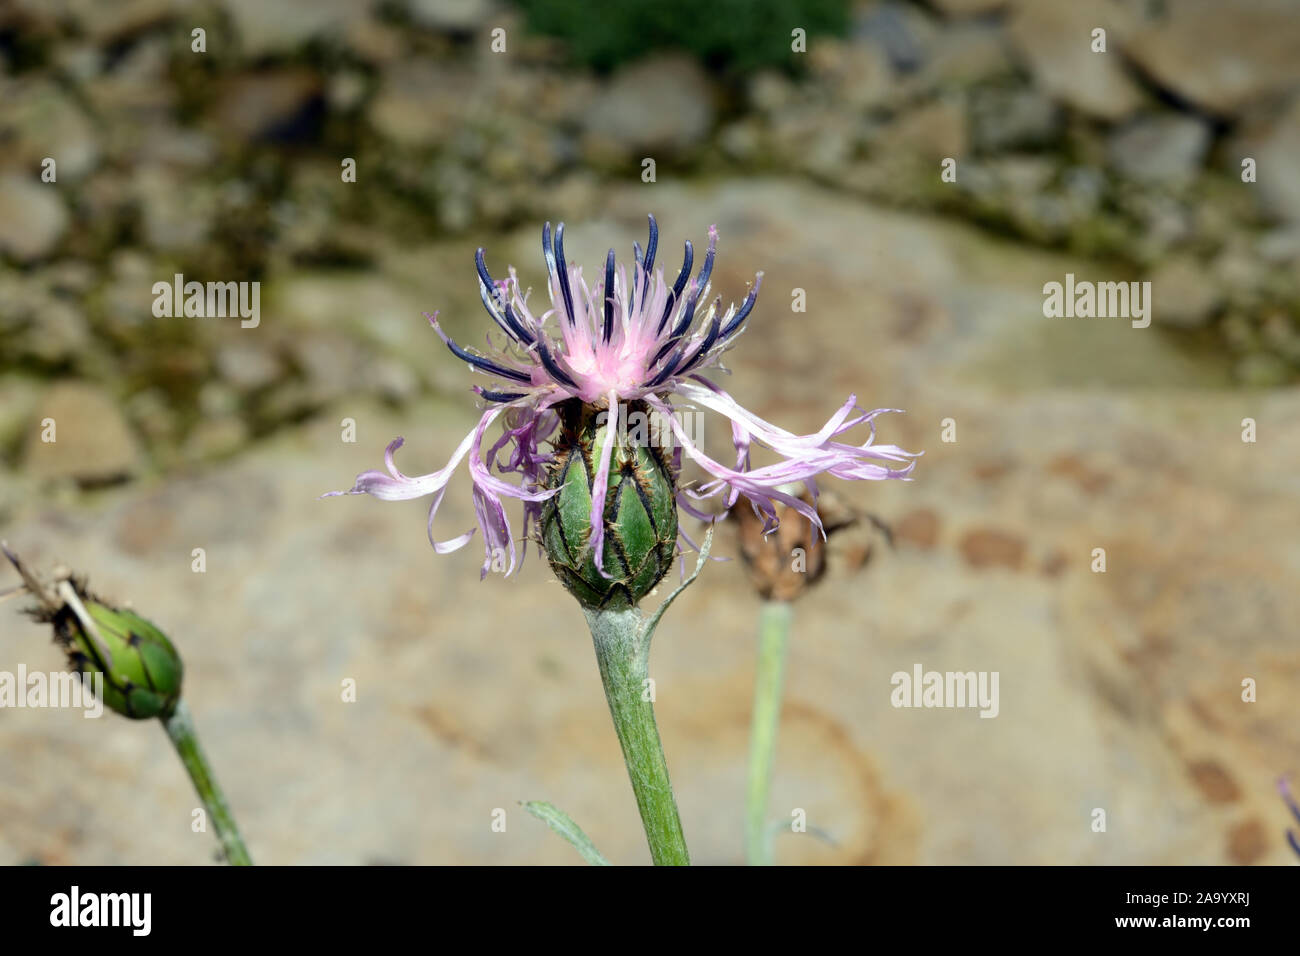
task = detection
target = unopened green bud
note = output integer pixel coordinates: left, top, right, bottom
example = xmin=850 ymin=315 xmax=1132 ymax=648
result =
xmin=47 ymin=583 xmax=184 ymax=720
xmin=540 ymin=399 xmax=678 ymax=610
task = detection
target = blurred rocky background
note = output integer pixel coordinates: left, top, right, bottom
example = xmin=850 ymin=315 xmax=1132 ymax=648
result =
xmin=1 ymin=0 xmax=1298 ymax=864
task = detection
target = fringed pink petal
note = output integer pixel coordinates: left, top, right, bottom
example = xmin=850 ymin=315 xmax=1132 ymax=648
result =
xmin=585 ymin=389 xmax=620 ymax=577
xmin=323 ymin=429 xmax=480 ymax=502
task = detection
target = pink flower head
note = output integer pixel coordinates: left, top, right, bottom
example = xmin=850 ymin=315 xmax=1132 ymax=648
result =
xmin=327 ymin=216 xmax=919 ymax=578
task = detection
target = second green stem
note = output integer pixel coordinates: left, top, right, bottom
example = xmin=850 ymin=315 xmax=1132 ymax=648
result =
xmin=746 ymin=600 xmax=793 ymax=866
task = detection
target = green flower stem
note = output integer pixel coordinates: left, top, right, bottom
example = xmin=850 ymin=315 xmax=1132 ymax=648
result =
xmin=580 ymin=529 xmax=713 ymax=866
xmin=162 ymin=701 xmax=253 ymax=866
xmin=585 ymin=606 xmax=689 ymax=866
xmin=745 ymin=600 xmax=793 ymax=866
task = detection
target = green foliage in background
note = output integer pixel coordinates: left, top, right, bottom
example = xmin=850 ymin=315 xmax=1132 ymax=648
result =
xmin=514 ymin=0 xmax=851 ymax=73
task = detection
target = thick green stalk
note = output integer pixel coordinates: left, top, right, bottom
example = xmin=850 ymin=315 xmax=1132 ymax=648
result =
xmin=584 ymin=606 xmax=688 ymax=866
xmin=162 ymin=701 xmax=253 ymax=866
xmin=746 ymin=600 xmax=793 ymax=865
xmin=578 ymin=529 xmax=712 ymax=866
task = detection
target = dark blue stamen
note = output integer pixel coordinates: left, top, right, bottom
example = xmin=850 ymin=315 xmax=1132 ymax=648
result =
xmin=720 ymin=275 xmax=762 ymax=338
xmin=641 ymin=214 xmax=658 ymax=304
xmin=658 ymin=239 xmax=694 ymax=333
xmin=631 ymin=241 xmax=643 ymax=316
xmin=677 ymin=314 xmax=723 ymax=374
xmin=644 ymin=215 xmax=659 ymax=276
xmin=694 ymin=237 xmax=716 ymax=295
xmin=542 ymin=222 xmax=558 ymax=282
xmin=647 ymin=314 xmax=718 ymax=389
xmin=646 ymin=341 xmax=687 ymax=388
xmin=478 ymin=388 xmax=527 ymax=403
xmin=603 ymin=248 xmax=616 ymax=342
xmin=664 ymin=284 xmax=705 ymax=351
xmin=536 ymin=338 xmax=578 ymax=389
xmin=477 ymin=278 xmax=535 ymax=346
xmin=474 ymin=247 xmax=495 ymax=292
xmin=650 ymin=306 xmax=722 ymax=390
xmin=553 ymin=223 xmax=577 ymax=326
xmin=442 ymin=336 xmax=532 ymax=384
xmin=475 ymin=248 xmax=535 ymax=344
xmin=652 ymin=286 xmax=702 ymax=367
xmin=500 ymin=297 xmax=535 ymax=345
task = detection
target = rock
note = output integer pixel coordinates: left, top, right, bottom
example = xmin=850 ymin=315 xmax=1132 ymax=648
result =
xmin=582 ymin=55 xmax=714 ymax=159
xmin=1154 ymin=254 xmax=1222 ymax=329
xmin=747 ymin=71 xmax=798 ymax=115
xmin=42 ymin=260 xmax=97 ymax=296
xmin=533 ymin=171 xmax=600 ymax=222
xmin=209 ymin=70 xmax=326 ymax=144
xmin=363 ymin=358 xmax=421 ymax=404
xmin=1226 ymin=818 xmax=1269 ymax=866
xmin=131 ymin=166 xmax=217 ymax=254
xmin=1106 ymin=114 xmax=1211 ymax=187
xmin=1240 ymin=95 xmax=1300 ymax=224
xmin=1154 ymin=260 xmax=1222 ymax=330
xmin=0 ymin=376 xmax=40 ymax=458
xmin=219 ymin=0 xmax=370 ymax=57
xmin=854 ymin=2 xmax=939 ymax=74
xmin=1045 ymin=454 xmax=1112 ymax=496
xmin=344 ymin=17 xmax=406 ymax=63
xmin=1126 ymin=0 xmax=1300 ymax=117
xmin=0 ymin=174 xmax=69 ymax=262
xmin=970 ymin=86 xmax=1061 ymax=152
xmin=1259 ymin=312 xmax=1300 ymax=364
xmin=70 ymin=0 xmax=173 ymax=41
xmin=54 ymin=43 xmax=103 ymax=84
xmin=894 ymin=508 xmax=940 ymax=550
xmin=987 ymin=156 xmax=1058 ymax=195
xmin=1060 ymin=165 xmax=1106 ymax=216
xmin=879 ymin=97 xmax=968 ymax=159
xmin=123 ymin=388 xmax=178 ymax=448
xmin=772 ymin=105 xmax=863 ymax=175
xmin=408 ymin=0 xmax=492 ymax=32
xmin=328 ymin=70 xmax=368 ymax=113
xmin=216 ymin=342 xmax=285 ymax=392
xmin=19 ymin=299 xmax=91 ymax=364
xmin=1006 ymin=1 xmax=1143 ymax=121
xmin=22 ymin=383 xmax=144 ymax=485
xmin=919 ymin=23 xmax=1014 ymax=88
xmin=100 ymin=251 xmax=159 ymax=336
xmin=79 ymin=36 xmax=172 ymax=118
xmin=0 ymin=78 xmax=100 ymax=180
xmin=958 ymin=528 xmax=1026 ymax=570
xmin=433 ymin=161 xmax=476 ymax=232
xmin=719 ymin=119 xmax=763 ymax=163
xmin=371 ymin=62 xmax=478 ymax=148
xmin=183 ymin=416 xmax=250 ymax=462
xmin=289 ymin=333 xmax=370 ymax=405
xmin=809 ymin=39 xmax=893 ymax=110
xmin=796 ymin=108 xmax=858 ymax=177
xmin=1256 ymin=226 xmax=1300 ymax=266
xmin=928 ymin=0 xmax=1008 ymax=14
xmin=1235 ymin=352 xmax=1291 ymax=386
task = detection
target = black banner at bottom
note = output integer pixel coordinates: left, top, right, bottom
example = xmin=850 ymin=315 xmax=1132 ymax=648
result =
xmin=0 ymin=864 xmax=1282 ymax=943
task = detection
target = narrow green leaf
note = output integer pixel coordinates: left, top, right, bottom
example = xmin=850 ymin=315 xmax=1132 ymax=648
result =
xmin=522 ymin=801 xmax=612 ymax=865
